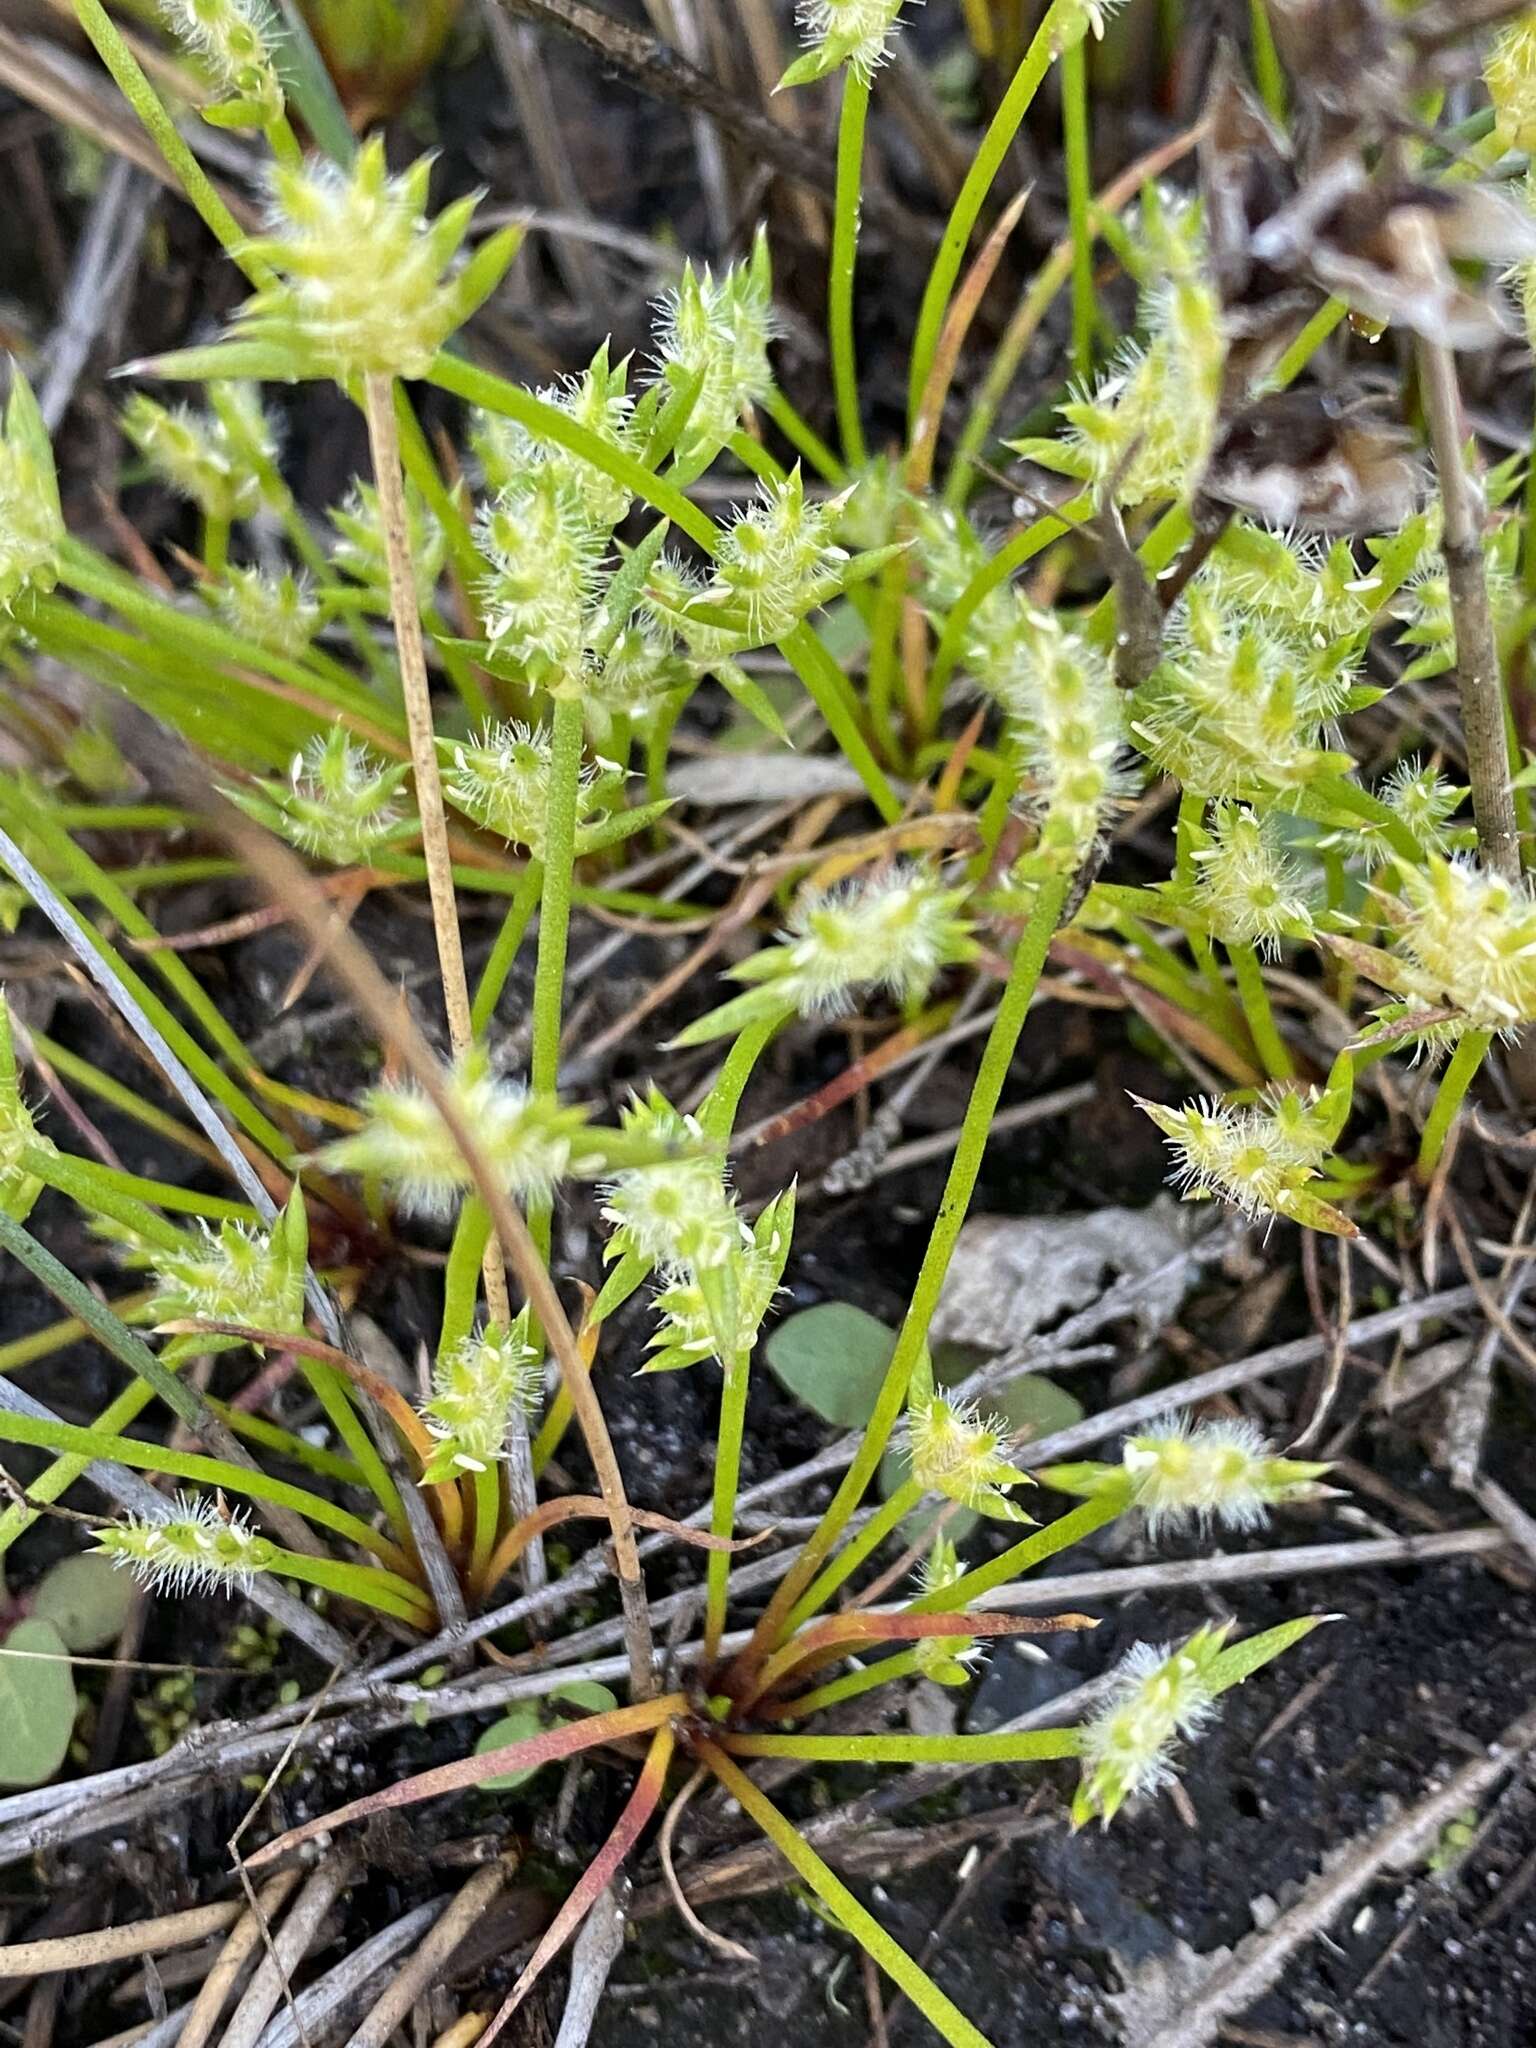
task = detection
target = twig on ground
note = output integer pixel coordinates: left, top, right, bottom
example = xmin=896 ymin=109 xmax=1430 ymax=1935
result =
xmin=344 ymin=1853 xmax=519 ymax=2048
xmin=217 ymin=1851 xmax=356 ymax=2048
xmin=170 ymin=1871 xmax=304 ymax=2048
xmin=552 ymin=1877 xmax=630 ymax=2048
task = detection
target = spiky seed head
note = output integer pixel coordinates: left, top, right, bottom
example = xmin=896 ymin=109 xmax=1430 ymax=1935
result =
xmin=444 ymin=720 xmax=604 ymax=854
xmin=643 ymin=1186 xmax=795 ymax=1371
xmin=1392 ymin=853 xmax=1536 ymax=1038
xmin=225 ymin=730 xmax=412 ymax=868
xmin=997 ymin=606 xmax=1135 ymax=878
xmin=158 ymin=0 xmax=284 ymax=124
xmin=709 ymin=470 xmax=849 ymax=646
xmin=233 ymin=140 xmax=513 ymax=381
xmin=316 ymin=1054 xmax=603 ymax=1218
xmin=781 ymin=0 xmax=906 ymax=86
xmin=420 ymin=1314 xmax=543 ymax=1481
xmin=96 ymin=1494 xmax=275 ymax=1597
xmin=477 ymin=474 xmax=605 ymax=695
xmin=121 ymin=384 xmax=275 ymax=522
xmin=213 ymin=565 xmax=320 ymax=659
xmin=908 ymin=1395 xmax=1033 ymax=1521
xmin=1118 ymin=1413 xmax=1331 ymax=1535
xmin=601 ymin=1090 xmax=737 ymax=1275
xmin=1135 ymin=1090 xmax=1355 ymax=1237
xmin=777 ymin=863 xmax=976 ymax=1016
xmin=1488 ymin=14 xmax=1536 ymax=154
xmin=1190 ymin=802 xmax=1313 ymax=955
xmin=474 ymin=345 xmax=636 ymax=530
xmin=330 ymin=481 xmax=446 ymax=604
xmin=1073 ymin=1625 xmax=1227 ymax=1827
xmin=652 ymin=230 xmax=776 ymax=472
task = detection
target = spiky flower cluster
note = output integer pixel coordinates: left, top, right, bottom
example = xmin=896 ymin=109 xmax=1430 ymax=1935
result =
xmin=585 ymin=623 xmax=691 ymax=725
xmin=126 ymin=1208 xmax=309 ymax=1339
xmin=0 ymin=374 xmax=63 ymax=617
xmin=1200 ymin=526 xmax=1377 ymax=653
xmin=159 ymin=0 xmax=284 ymax=126
xmin=706 ymin=471 xmax=849 ymax=645
xmin=228 ymin=730 xmax=413 ymax=866
xmin=1137 ymin=1088 xmax=1354 ymax=1236
xmin=213 ymin=565 xmax=320 ymax=658
xmin=908 ymin=1394 xmax=1032 ymax=1522
xmin=0 ymin=997 xmax=44 ymax=1224
xmin=420 ymin=1316 xmax=542 ymax=1481
xmin=474 ymin=347 xmax=636 ymax=530
xmin=781 ymin=0 xmax=906 ymax=86
xmin=911 ymin=1535 xmax=984 ymax=1684
xmin=1073 ymin=1626 xmax=1226 ymax=1827
xmin=653 ymin=231 xmax=776 ymax=474
xmin=1488 ymin=12 xmax=1536 ymax=154
xmin=1119 ymin=1416 xmax=1331 ymax=1533
xmin=317 ymin=1054 xmax=604 ymax=1217
xmin=678 ymin=862 xmax=975 ymax=1045
xmin=122 ymin=391 xmax=269 ymax=524
xmin=1133 ymin=588 xmax=1354 ymax=803
xmin=1394 ymin=516 xmax=1521 ymax=687
xmin=477 ymin=472 xmax=605 ymax=692
xmin=645 ymin=1187 xmax=795 ymax=1370
xmin=997 ymin=607 xmax=1134 ymax=877
xmin=1020 ymin=202 xmax=1223 ymax=507
xmin=601 ymin=1090 xmax=737 ymax=1275
xmin=1049 ymin=0 xmax=1130 ymax=53
xmin=1387 ymin=854 xmax=1536 ymax=1039
xmin=233 ymin=141 xmax=516 ymax=381
xmin=444 ymin=721 xmax=604 ymax=854
xmin=1190 ymin=803 xmax=1314 ymax=954
xmin=330 ymin=482 xmax=446 ymax=605
xmin=96 ymin=1495 xmax=275 ymax=1597
xmin=1324 ymin=756 xmax=1465 ymax=866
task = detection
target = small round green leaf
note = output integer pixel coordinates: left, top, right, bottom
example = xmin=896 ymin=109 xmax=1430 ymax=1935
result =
xmin=32 ymin=1552 xmax=137 ymax=1653
xmin=472 ymin=1682 xmax=619 ymax=1792
xmin=764 ymin=1302 xmax=897 ymax=1428
xmin=0 ymin=1618 xmax=76 ymax=1788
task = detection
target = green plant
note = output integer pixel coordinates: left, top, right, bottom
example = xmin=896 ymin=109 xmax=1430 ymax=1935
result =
xmin=1 ymin=0 xmax=1532 ymax=2038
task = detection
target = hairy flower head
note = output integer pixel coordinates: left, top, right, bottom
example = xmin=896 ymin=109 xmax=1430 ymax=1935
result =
xmin=908 ymin=1393 xmax=1033 ymax=1522
xmin=213 ymin=565 xmax=320 ymax=658
xmin=997 ymin=606 xmax=1135 ymax=878
xmin=1119 ymin=1414 xmax=1330 ymax=1534
xmin=707 ymin=470 xmax=849 ymax=646
xmin=1190 ymin=802 xmax=1313 ymax=954
xmin=1387 ymin=853 xmax=1536 ymax=1038
xmin=601 ymin=1089 xmax=736 ymax=1276
xmin=1136 ymin=1089 xmax=1355 ymax=1236
xmin=1488 ymin=12 xmax=1536 ymax=154
xmin=121 ymin=388 xmax=272 ymax=523
xmin=1073 ymin=1626 xmax=1226 ymax=1827
xmin=781 ymin=0 xmax=906 ymax=85
xmin=644 ymin=1186 xmax=795 ymax=1370
xmin=443 ymin=720 xmax=605 ymax=853
xmin=420 ymin=1315 xmax=542 ymax=1480
xmin=159 ymin=0 xmax=284 ymax=125
xmin=1133 ymin=587 xmax=1354 ymax=802
xmin=912 ymin=1533 xmax=985 ymax=1683
xmin=117 ymin=1203 xmax=309 ymax=1346
xmin=227 ymin=730 xmax=412 ymax=867
xmin=477 ymin=472 xmax=605 ymax=694
xmin=330 ymin=481 xmax=446 ymax=604
xmin=474 ymin=343 xmax=636 ymax=530
xmin=652 ymin=230 xmax=776 ymax=473
xmin=233 ymin=140 xmax=517 ymax=381
xmin=316 ymin=1054 xmax=603 ymax=1218
xmin=96 ymin=1494 xmax=275 ymax=1598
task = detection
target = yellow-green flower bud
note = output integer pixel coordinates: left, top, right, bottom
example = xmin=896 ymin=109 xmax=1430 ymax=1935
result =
xmin=97 ymin=1494 xmax=275 ymax=1597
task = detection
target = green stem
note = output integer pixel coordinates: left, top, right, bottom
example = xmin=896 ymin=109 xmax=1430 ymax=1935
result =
xmin=257 ymin=1544 xmax=432 ymax=1625
xmin=441 ymin=1196 xmax=495 ymax=1360
xmin=725 ymin=1727 xmax=1081 ymax=1764
xmin=908 ymin=1494 xmax=1123 ymax=1612
xmin=699 ymin=1742 xmax=993 ymax=2048
xmin=1248 ymin=0 xmax=1287 ymax=121
xmin=202 ymin=515 xmax=229 ymax=577
xmin=1227 ymin=941 xmax=1293 ymax=1080
xmin=472 ymin=860 xmax=543 ymax=1036
xmin=1418 ymin=1027 xmax=1493 ymax=1178
xmin=830 ymin=67 xmax=872 ymax=470
xmin=907 ymin=0 xmax=1069 ymax=430
xmin=785 ymin=1478 xmax=924 ymax=1634
xmin=296 ymin=1357 xmax=410 ymax=1546
xmin=775 ymin=1647 xmax=925 ymax=1718
xmin=33 ymin=1147 xmax=259 ymax=1229
xmin=705 ymin=1349 xmax=750 ymax=1664
xmin=528 ymin=695 xmax=585 ymax=1280
xmin=737 ymin=874 xmax=1070 ymax=1667
xmin=470 ymin=1462 xmax=502 ymax=1591
xmin=1061 ymin=36 xmax=1094 ymax=383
